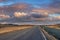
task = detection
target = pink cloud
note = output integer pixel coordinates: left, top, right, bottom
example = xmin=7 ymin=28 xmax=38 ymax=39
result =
xmin=14 ymin=12 xmax=28 ymax=18
xmin=0 ymin=14 xmax=10 ymax=19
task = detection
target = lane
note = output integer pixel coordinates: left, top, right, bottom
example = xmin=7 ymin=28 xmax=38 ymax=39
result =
xmin=0 ymin=26 xmax=46 ymax=40
xmin=20 ymin=26 xmax=46 ymax=40
xmin=0 ymin=27 xmax=33 ymax=40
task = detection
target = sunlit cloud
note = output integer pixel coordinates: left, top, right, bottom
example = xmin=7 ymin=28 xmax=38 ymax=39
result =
xmin=11 ymin=3 xmax=31 ymax=10
xmin=14 ymin=12 xmax=28 ymax=18
xmin=53 ymin=16 xmax=60 ymax=20
xmin=0 ymin=14 xmax=10 ymax=20
xmin=32 ymin=9 xmax=50 ymax=16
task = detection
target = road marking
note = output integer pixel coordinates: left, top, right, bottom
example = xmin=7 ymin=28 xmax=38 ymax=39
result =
xmin=38 ymin=26 xmax=47 ymax=40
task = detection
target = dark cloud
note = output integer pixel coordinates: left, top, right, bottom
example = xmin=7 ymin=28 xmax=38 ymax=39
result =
xmin=49 ymin=0 xmax=60 ymax=8
xmin=31 ymin=14 xmax=47 ymax=18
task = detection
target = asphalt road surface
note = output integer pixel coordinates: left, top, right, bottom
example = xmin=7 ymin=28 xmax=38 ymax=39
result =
xmin=0 ymin=26 xmax=47 ymax=40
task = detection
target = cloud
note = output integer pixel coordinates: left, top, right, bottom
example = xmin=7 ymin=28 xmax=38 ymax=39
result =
xmin=32 ymin=8 xmax=51 ymax=15
xmin=14 ymin=12 xmax=28 ymax=18
xmin=53 ymin=16 xmax=60 ymax=20
xmin=0 ymin=0 xmax=2 ymax=2
xmin=0 ymin=1 xmax=60 ymax=24
xmin=11 ymin=3 xmax=28 ymax=9
xmin=32 ymin=8 xmax=60 ymax=14
xmin=0 ymin=0 xmax=4 ymax=2
xmin=47 ymin=0 xmax=60 ymax=13
xmin=31 ymin=13 xmax=48 ymax=18
xmin=0 ymin=3 xmax=32 ymax=14
xmin=32 ymin=8 xmax=50 ymax=13
xmin=49 ymin=0 xmax=60 ymax=8
xmin=47 ymin=8 xmax=60 ymax=13
xmin=0 ymin=14 xmax=10 ymax=20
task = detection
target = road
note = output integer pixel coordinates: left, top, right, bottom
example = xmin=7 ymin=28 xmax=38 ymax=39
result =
xmin=0 ymin=26 xmax=47 ymax=40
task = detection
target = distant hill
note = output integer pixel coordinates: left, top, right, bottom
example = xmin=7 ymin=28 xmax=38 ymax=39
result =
xmin=0 ymin=24 xmax=19 ymax=28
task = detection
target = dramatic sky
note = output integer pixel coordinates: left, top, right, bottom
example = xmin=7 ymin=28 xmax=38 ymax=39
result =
xmin=0 ymin=0 xmax=60 ymax=25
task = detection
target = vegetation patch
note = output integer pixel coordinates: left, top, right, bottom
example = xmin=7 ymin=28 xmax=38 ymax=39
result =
xmin=41 ymin=25 xmax=60 ymax=40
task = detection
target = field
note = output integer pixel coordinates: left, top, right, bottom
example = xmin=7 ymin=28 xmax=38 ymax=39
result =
xmin=41 ymin=25 xmax=60 ymax=40
xmin=0 ymin=24 xmax=33 ymax=34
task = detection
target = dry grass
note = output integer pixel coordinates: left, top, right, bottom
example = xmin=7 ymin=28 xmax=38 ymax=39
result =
xmin=0 ymin=25 xmax=33 ymax=34
xmin=47 ymin=25 xmax=60 ymax=29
